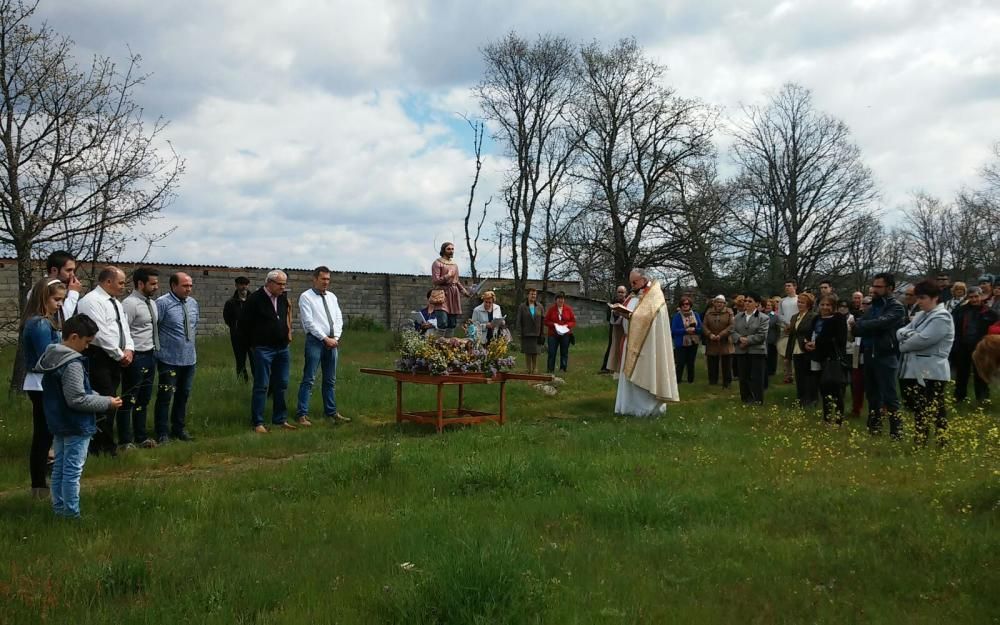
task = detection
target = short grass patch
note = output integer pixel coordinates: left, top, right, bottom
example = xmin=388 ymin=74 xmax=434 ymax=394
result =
xmin=0 ymin=328 xmax=997 ymax=624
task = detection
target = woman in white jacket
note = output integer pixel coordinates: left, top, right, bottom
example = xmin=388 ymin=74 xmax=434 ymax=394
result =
xmin=471 ymin=290 xmax=504 ymax=346
xmin=897 ymin=279 xmax=955 ymax=446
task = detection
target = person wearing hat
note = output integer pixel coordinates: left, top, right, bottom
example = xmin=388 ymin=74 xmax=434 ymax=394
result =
xmin=702 ymin=295 xmax=735 ymax=388
xmin=223 ymin=276 xmax=254 ymax=381
xmin=951 ymin=286 xmax=998 ymax=404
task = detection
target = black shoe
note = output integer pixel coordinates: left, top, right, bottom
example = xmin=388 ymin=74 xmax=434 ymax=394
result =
xmin=173 ymin=430 xmax=194 ymax=442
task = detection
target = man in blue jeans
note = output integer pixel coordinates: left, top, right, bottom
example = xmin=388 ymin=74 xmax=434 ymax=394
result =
xmin=295 ymin=266 xmax=350 ymax=425
xmin=154 ymin=272 xmax=199 ymax=444
xmin=240 ymin=270 xmax=296 ymax=433
xmin=852 ymin=272 xmax=907 ymax=439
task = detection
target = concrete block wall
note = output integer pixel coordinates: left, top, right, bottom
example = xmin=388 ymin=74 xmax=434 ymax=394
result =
xmin=0 ymin=259 xmax=605 ymax=340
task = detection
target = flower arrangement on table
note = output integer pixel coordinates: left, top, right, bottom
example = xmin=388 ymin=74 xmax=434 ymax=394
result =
xmin=396 ymin=330 xmax=516 ymax=376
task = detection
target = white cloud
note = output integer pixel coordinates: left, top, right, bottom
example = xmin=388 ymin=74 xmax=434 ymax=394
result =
xmin=32 ymin=0 xmax=1000 ymax=273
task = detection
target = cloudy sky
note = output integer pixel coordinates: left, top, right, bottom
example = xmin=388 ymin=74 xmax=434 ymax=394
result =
xmin=36 ymin=0 xmax=1000 ymax=274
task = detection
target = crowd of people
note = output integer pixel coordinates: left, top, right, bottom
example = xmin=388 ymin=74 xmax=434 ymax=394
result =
xmin=16 ymin=245 xmax=1000 ymax=518
xmin=19 ymin=252 xmax=351 ymax=518
xmin=593 ymin=271 xmax=999 ymax=440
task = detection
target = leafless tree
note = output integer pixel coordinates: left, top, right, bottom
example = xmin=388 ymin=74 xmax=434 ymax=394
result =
xmin=572 ymin=38 xmax=717 ymax=286
xmin=460 ymin=115 xmax=488 ymax=282
xmin=900 ymin=192 xmax=950 ymax=275
xmin=661 ymin=160 xmax=734 ymax=295
xmin=729 ymin=83 xmax=877 ymax=287
xmin=550 ymin=207 xmax=616 ymax=298
xmin=476 ymin=32 xmax=579 ymax=306
xmin=981 ymin=141 xmax=1000 ymax=200
xmin=0 ymin=0 xmax=183 ymax=308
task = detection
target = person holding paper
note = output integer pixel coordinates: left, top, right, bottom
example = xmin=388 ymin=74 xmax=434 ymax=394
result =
xmin=471 ymin=290 xmax=504 ymax=345
xmin=614 ymin=269 xmax=680 ymax=416
xmin=414 ymin=289 xmax=448 ymax=336
xmin=544 ymin=292 xmax=576 ymax=373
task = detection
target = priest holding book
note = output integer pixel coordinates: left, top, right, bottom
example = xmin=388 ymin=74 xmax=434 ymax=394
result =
xmin=614 ymin=269 xmax=680 ymax=416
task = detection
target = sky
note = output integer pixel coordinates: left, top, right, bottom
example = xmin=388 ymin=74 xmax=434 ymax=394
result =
xmin=34 ymin=0 xmax=1000 ymax=274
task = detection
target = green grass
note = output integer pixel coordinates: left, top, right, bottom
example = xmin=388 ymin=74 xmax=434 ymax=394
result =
xmin=0 ymin=328 xmax=997 ymax=624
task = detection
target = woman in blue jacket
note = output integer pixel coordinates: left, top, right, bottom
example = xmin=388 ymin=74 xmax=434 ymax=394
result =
xmin=671 ymin=296 xmax=702 ymax=383
xmin=21 ymin=278 xmax=67 ymax=498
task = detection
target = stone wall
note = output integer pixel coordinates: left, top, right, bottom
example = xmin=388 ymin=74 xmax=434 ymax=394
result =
xmin=0 ymin=259 xmax=609 ymax=339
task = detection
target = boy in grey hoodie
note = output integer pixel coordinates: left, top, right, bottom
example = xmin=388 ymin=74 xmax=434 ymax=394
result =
xmin=36 ymin=315 xmax=122 ymax=518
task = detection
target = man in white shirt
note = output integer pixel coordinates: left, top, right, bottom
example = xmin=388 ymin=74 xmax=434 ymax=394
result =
xmin=778 ymin=279 xmax=799 ymax=384
xmin=119 ymin=267 xmax=160 ymax=449
xmin=76 ymin=266 xmax=134 ymax=456
xmin=295 ymin=266 xmax=348 ymax=425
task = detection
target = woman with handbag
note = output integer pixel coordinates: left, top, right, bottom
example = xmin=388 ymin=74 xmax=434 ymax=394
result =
xmin=805 ymin=295 xmax=848 ymax=424
xmin=786 ymin=292 xmax=818 ymax=408
xmin=516 ymin=288 xmax=545 ymax=374
xmin=671 ymin=296 xmax=702 ymax=383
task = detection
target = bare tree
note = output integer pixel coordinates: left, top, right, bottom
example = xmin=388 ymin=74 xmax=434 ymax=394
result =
xmin=981 ymin=141 xmax=1000 ymax=199
xmin=550 ymin=207 xmax=616 ymax=298
xmin=0 ymin=0 xmax=183 ymax=308
xmin=460 ymin=115 xmax=488 ymax=281
xmin=476 ymin=32 xmax=580 ymax=306
xmin=572 ymin=38 xmax=717 ymax=286
xmin=729 ymin=83 xmax=877 ymax=286
xmin=662 ymin=159 xmax=734 ymax=295
xmin=900 ymin=192 xmax=949 ymax=275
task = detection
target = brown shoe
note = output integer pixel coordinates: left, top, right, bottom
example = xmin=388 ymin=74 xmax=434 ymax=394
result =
xmin=332 ymin=413 xmax=351 ymax=423
xmin=253 ymin=425 xmax=268 ymax=434
xmin=297 ymin=416 xmax=313 ymax=427
xmin=278 ymin=422 xmax=298 ymax=430
xmin=31 ymin=487 xmax=49 ymax=500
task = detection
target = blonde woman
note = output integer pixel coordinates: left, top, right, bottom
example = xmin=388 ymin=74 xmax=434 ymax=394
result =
xmin=786 ymin=292 xmax=818 ymax=408
xmin=471 ymin=290 xmax=504 ymax=346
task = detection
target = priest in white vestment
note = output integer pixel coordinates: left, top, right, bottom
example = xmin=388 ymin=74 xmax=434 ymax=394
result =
xmin=614 ymin=269 xmax=680 ymax=416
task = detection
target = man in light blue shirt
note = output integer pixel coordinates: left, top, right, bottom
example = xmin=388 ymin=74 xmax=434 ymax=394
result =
xmin=154 ymin=272 xmax=199 ymax=443
xmin=296 ymin=266 xmax=347 ymax=425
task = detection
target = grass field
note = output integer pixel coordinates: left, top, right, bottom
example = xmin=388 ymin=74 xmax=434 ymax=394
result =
xmin=0 ymin=328 xmax=997 ymax=624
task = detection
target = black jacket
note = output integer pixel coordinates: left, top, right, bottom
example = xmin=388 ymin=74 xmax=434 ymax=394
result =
xmin=223 ymin=292 xmax=248 ymax=333
xmin=952 ymin=304 xmax=998 ymax=349
xmin=809 ymin=313 xmax=847 ymax=364
xmin=854 ymin=294 xmax=906 ymax=358
xmin=239 ymin=287 xmax=292 ymax=349
xmin=785 ymin=310 xmax=817 ymax=359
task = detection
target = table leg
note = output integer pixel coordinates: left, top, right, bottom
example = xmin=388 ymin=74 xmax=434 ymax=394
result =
xmin=396 ymin=380 xmax=402 ymax=424
xmin=436 ymin=383 xmax=444 ymax=433
xmin=499 ymin=380 xmax=507 ymax=425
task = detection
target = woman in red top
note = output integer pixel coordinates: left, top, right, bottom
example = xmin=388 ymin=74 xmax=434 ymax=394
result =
xmin=544 ymin=292 xmax=576 ymax=373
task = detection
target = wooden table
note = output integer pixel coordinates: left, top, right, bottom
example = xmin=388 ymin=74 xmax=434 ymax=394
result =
xmin=360 ymin=369 xmax=552 ymax=433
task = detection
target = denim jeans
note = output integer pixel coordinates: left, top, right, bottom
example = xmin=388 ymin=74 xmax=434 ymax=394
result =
xmin=118 ymin=350 xmax=157 ymax=443
xmin=547 ymin=335 xmax=571 ymax=372
xmin=51 ymin=434 xmax=91 ymax=518
xmin=252 ymin=346 xmax=290 ymax=426
xmin=154 ymin=362 xmax=196 ymax=438
xmin=296 ymin=335 xmax=338 ymax=417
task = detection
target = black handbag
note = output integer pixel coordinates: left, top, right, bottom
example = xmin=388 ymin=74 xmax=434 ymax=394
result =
xmin=569 ymin=333 xmax=576 ymax=345
xmin=819 ymin=357 xmax=845 ymax=387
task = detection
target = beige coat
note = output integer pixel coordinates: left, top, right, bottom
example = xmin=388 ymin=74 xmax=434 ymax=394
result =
xmin=702 ymin=308 xmax=735 ymax=356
